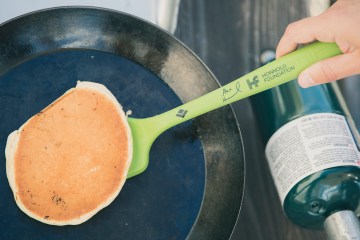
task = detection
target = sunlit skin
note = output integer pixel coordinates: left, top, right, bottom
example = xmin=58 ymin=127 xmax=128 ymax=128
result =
xmin=276 ymin=0 xmax=360 ymax=88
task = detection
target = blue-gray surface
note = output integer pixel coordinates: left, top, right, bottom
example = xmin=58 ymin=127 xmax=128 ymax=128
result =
xmin=0 ymin=50 xmax=205 ymax=240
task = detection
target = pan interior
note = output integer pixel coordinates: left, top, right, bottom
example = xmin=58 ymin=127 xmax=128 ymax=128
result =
xmin=0 ymin=49 xmax=205 ymax=240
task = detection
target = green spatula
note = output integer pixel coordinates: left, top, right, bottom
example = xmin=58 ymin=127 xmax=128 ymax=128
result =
xmin=127 ymin=42 xmax=342 ymax=178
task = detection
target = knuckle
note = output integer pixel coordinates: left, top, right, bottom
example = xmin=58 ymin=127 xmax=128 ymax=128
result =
xmin=319 ymin=62 xmax=338 ymax=82
xmin=284 ymin=23 xmax=296 ymax=35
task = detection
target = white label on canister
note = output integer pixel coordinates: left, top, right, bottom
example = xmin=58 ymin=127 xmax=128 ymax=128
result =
xmin=265 ymin=113 xmax=360 ymax=204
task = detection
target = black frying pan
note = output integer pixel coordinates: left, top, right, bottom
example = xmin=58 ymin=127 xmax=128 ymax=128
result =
xmin=0 ymin=7 xmax=244 ymax=240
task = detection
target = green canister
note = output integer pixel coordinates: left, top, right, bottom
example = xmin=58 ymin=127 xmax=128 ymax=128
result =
xmin=251 ymin=51 xmax=360 ymax=239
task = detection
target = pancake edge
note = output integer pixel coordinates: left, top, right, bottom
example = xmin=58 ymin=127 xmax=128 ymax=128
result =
xmin=5 ymin=81 xmax=133 ymax=226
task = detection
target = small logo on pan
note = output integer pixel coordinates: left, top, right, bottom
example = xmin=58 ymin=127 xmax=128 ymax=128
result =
xmin=176 ymin=109 xmax=188 ymax=118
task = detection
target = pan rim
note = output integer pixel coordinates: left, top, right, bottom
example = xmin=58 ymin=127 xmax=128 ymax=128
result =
xmin=0 ymin=6 xmax=245 ymax=239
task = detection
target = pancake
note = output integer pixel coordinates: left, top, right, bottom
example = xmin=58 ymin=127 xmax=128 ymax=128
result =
xmin=5 ymin=81 xmax=133 ymax=225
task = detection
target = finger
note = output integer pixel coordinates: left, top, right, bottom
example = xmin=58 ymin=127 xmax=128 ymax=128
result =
xmin=298 ymin=52 xmax=360 ymax=88
xmin=276 ymin=18 xmax=317 ymax=58
xmin=276 ymin=15 xmax=334 ymax=58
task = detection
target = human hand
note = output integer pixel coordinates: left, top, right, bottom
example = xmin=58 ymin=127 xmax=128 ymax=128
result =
xmin=276 ymin=0 xmax=360 ymax=88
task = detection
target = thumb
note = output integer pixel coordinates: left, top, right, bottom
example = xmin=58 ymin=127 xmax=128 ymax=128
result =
xmin=298 ymin=52 xmax=360 ymax=88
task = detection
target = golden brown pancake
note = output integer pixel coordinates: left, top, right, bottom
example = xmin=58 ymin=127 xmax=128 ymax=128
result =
xmin=5 ymin=81 xmax=132 ymax=225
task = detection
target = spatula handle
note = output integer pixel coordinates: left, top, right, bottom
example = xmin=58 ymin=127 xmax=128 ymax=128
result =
xmin=151 ymin=42 xmax=342 ymax=133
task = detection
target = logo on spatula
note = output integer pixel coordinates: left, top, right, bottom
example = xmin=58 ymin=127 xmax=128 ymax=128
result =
xmin=176 ymin=109 xmax=188 ymax=118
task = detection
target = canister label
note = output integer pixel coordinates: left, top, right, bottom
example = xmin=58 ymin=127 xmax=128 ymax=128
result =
xmin=265 ymin=113 xmax=360 ymax=204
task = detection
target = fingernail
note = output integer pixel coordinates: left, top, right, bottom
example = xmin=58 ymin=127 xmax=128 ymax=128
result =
xmin=298 ymin=72 xmax=315 ymax=88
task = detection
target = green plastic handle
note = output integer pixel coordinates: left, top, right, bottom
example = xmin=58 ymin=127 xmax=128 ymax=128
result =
xmin=142 ymin=42 xmax=342 ymax=137
xmin=127 ymin=41 xmax=342 ymax=178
